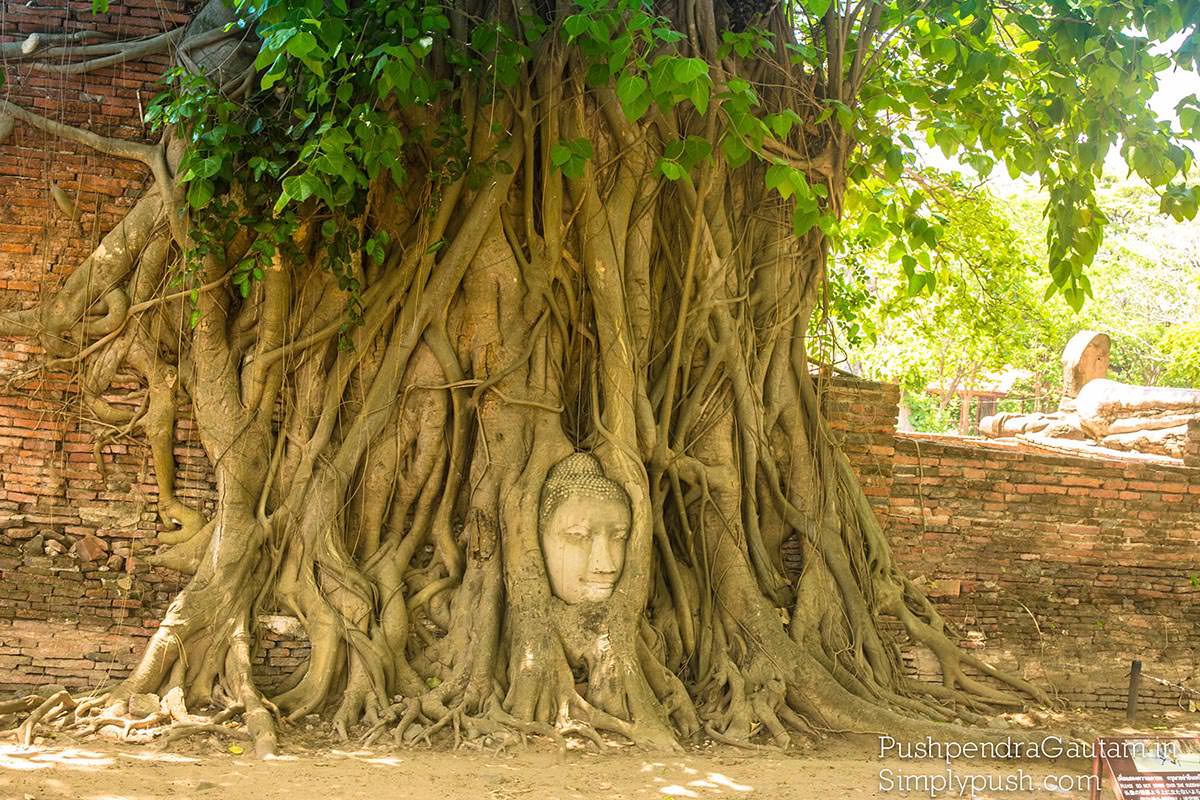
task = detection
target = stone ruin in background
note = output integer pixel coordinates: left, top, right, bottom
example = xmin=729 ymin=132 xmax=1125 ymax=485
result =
xmin=980 ymin=330 xmax=1200 ymax=463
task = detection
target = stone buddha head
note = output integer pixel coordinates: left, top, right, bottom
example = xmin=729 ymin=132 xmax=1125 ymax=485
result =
xmin=538 ymin=453 xmax=630 ymax=604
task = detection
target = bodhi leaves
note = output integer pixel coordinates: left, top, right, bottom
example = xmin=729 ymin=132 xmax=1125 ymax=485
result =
xmin=136 ymin=0 xmax=1200 ymax=315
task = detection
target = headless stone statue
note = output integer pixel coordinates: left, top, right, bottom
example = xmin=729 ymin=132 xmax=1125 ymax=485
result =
xmin=1061 ymin=330 xmax=1110 ymax=401
xmin=538 ymin=453 xmax=630 ymax=604
xmin=980 ymin=330 xmax=1200 ymax=459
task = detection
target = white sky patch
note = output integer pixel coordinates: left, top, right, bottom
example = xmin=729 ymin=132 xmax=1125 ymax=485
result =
xmin=915 ymin=32 xmax=1200 ymax=193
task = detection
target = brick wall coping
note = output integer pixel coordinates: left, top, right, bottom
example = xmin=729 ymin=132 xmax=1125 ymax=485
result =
xmin=811 ymin=372 xmax=894 ymax=391
xmin=896 ymin=430 xmax=1198 ymax=475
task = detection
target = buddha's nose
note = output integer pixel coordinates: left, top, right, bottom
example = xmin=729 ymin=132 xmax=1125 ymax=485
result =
xmin=589 ymin=536 xmax=618 ymax=574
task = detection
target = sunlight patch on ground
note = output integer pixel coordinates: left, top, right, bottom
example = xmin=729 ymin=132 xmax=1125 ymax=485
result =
xmin=643 ymin=760 xmax=756 ymax=797
xmin=658 ymin=775 xmax=756 ymax=798
xmin=0 ymin=744 xmax=112 ymax=772
xmin=115 ymin=751 xmax=200 ymax=764
xmin=705 ymin=773 xmax=753 ymax=791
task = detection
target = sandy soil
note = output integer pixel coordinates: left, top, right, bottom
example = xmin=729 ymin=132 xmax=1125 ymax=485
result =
xmin=2 ymin=710 xmax=1196 ymax=800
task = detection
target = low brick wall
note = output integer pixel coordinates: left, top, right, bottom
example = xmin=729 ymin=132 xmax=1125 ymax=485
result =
xmin=820 ymin=374 xmax=899 ymax=521
xmin=890 ymin=433 xmax=1200 ymax=710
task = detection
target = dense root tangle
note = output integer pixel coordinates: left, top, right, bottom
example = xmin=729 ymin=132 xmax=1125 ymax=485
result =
xmin=0 ymin=0 xmax=1046 ymax=756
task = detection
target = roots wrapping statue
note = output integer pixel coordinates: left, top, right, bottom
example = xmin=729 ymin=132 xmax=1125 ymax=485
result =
xmin=8 ymin=0 xmax=1193 ymax=756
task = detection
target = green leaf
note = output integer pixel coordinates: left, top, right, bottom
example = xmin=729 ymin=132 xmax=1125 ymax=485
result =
xmin=687 ymin=79 xmax=710 ymax=115
xmin=672 ymin=57 xmax=708 ymax=84
xmin=721 ymin=135 xmax=750 ymax=168
xmin=765 ymin=111 xmax=800 ymax=139
xmin=930 ymin=37 xmax=957 ymax=64
xmin=192 ymin=156 xmax=222 ymax=180
xmin=802 ymin=0 xmax=831 ymax=17
xmin=286 ymin=30 xmax=320 ymax=59
xmin=614 ymin=73 xmax=642 ymax=108
xmin=680 ymin=136 xmax=712 ymax=169
xmin=657 ymin=158 xmax=686 ymax=180
xmin=187 ymin=179 xmax=214 ymax=210
xmin=791 ymin=201 xmax=820 ymax=237
xmin=766 ymin=164 xmax=794 ymax=198
xmin=550 ymin=142 xmax=573 ymax=168
xmin=616 ymin=73 xmax=649 ymax=120
xmin=550 ymin=138 xmax=592 ymax=179
xmin=563 ymin=14 xmax=589 ymax=40
xmin=884 ymin=149 xmax=903 ymax=182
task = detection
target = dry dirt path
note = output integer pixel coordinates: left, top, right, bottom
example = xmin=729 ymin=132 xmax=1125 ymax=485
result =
xmin=0 ymin=738 xmax=1107 ymax=800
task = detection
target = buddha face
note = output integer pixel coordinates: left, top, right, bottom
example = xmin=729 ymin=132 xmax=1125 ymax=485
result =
xmin=540 ymin=493 xmax=629 ymax=603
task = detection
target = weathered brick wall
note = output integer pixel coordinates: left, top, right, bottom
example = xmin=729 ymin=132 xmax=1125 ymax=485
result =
xmin=0 ymin=2 xmax=306 ymax=694
xmin=890 ymin=433 xmax=1200 ymax=711
xmin=820 ymin=374 xmax=899 ymax=519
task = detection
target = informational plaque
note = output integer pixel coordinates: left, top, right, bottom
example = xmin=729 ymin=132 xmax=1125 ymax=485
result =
xmin=1091 ymin=737 xmax=1200 ymax=800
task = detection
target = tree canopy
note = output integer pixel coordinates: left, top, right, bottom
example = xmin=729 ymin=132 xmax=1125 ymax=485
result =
xmin=91 ymin=0 xmax=1200 ymax=315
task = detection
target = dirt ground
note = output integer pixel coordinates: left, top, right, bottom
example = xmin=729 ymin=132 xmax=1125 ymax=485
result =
xmin=2 ymin=710 xmax=1196 ymax=800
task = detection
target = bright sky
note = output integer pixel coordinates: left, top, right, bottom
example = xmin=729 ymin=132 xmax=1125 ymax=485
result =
xmin=917 ymin=36 xmax=1200 ymax=191
xmin=1151 ymin=31 xmax=1200 ymax=119
xmin=1152 ymin=64 xmax=1200 ymax=120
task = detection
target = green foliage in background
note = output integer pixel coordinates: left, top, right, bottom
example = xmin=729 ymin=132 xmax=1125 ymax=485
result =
xmin=829 ymin=171 xmax=1200 ymax=433
xmin=1004 ymin=173 xmax=1200 ymax=387
xmin=822 ymin=172 xmax=1067 ymax=431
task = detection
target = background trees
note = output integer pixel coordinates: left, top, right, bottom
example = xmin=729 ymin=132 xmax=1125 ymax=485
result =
xmin=826 ymin=171 xmax=1200 ymax=433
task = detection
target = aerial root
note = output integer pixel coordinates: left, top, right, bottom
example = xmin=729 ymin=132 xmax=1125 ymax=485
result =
xmin=15 ymin=691 xmax=75 ymax=746
xmin=371 ymin=683 xmax=661 ymax=752
xmin=153 ymin=722 xmax=252 ymax=748
xmin=702 ymin=722 xmax=780 ymax=752
xmin=0 ymin=695 xmax=46 ymax=716
xmin=85 ymin=711 xmax=170 ymax=742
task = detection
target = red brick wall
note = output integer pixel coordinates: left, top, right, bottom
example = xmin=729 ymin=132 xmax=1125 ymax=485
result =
xmin=890 ymin=433 xmax=1200 ymax=710
xmin=0 ymin=2 xmax=306 ymax=694
xmin=820 ymin=374 xmax=899 ymax=519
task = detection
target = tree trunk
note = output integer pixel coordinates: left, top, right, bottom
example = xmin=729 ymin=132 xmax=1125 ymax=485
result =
xmin=0 ymin=0 xmax=1046 ymax=754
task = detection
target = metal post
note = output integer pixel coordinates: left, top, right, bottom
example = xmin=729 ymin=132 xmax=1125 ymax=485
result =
xmin=1126 ymin=660 xmax=1142 ymax=723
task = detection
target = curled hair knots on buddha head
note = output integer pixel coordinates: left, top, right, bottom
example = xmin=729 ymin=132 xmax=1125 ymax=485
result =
xmin=538 ymin=452 xmax=629 ymax=526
